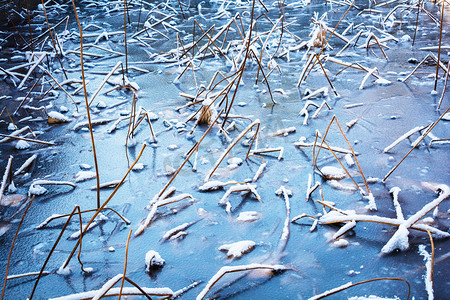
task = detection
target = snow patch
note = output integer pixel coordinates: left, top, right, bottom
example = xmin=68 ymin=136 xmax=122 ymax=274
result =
xmin=75 ymin=171 xmax=96 ymax=182
xmin=218 ymin=240 xmax=255 ymax=258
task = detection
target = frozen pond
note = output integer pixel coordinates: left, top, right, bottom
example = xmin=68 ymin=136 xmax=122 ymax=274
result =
xmin=0 ymin=0 xmax=449 ymax=299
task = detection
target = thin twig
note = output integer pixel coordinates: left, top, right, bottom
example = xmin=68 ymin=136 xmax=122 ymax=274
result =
xmin=1 ymin=196 xmax=35 ymax=300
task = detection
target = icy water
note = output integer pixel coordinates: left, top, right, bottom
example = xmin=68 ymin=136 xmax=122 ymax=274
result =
xmin=0 ymin=0 xmax=449 ymax=299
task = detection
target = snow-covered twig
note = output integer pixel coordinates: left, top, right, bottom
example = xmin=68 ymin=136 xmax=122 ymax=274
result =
xmin=383 ymin=125 xmax=427 ymax=153
xmin=295 ymin=137 xmax=358 ymax=155
xmin=135 ymin=193 xmax=193 ymax=236
xmin=14 ymin=154 xmax=37 ymax=176
xmin=218 ymin=184 xmax=262 ymax=206
xmin=28 ymin=180 xmax=76 ymax=196
xmin=251 ymin=147 xmax=284 ymax=161
xmin=50 ymin=286 xmax=173 ymax=300
xmin=0 ymin=156 xmax=13 ymax=204
xmin=419 ymin=244 xmax=434 ymax=300
xmin=205 ymin=119 xmax=260 ymax=182
xmin=277 ymin=186 xmax=291 ymax=254
xmin=196 ymin=264 xmax=286 ymax=300
xmin=390 ymin=187 xmax=404 ymax=220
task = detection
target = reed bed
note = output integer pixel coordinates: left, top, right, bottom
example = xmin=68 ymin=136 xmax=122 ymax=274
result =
xmin=0 ymin=0 xmax=448 ymax=299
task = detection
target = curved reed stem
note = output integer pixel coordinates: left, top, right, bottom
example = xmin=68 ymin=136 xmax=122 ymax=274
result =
xmin=310 ymin=277 xmax=410 ymax=300
xmin=62 ymin=144 xmax=146 ymax=269
xmin=1 ymin=196 xmax=34 ymax=300
xmin=71 ymin=0 xmax=101 ymax=208
xmin=29 ymin=205 xmax=82 ymax=299
xmin=118 ymin=229 xmax=132 ymax=299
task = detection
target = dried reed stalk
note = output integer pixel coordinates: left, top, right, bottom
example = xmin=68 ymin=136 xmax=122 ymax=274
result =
xmin=437 ymin=60 xmax=450 ymax=109
xmin=71 ymin=0 xmax=101 ymax=208
xmin=222 ymin=0 xmax=257 ymax=126
xmin=0 ymin=133 xmax=55 ymax=146
xmin=0 ymin=156 xmax=13 ymax=205
xmin=118 ymin=229 xmax=132 ymax=300
xmin=197 ymin=264 xmax=286 ymax=300
xmin=153 ymin=109 xmax=224 ymax=200
xmin=62 ymin=144 xmax=146 ymax=269
xmin=383 ymin=106 xmax=450 ymax=181
xmin=205 ymin=119 xmax=260 ymax=182
xmin=310 ymin=277 xmax=410 ymax=300
xmin=29 ymin=205 xmax=84 ymax=299
xmin=124 ymin=0 xmax=128 ymax=73
xmin=1 ymin=196 xmax=34 ymax=300
xmin=39 ymin=0 xmax=67 ymax=79
xmin=313 ymin=116 xmax=370 ymax=195
xmin=36 ymin=207 xmax=130 ymax=229
xmin=434 ymin=0 xmax=445 ymax=92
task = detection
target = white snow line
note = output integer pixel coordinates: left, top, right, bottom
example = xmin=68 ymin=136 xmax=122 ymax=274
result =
xmin=14 ymin=154 xmax=37 ymax=176
xmin=36 ymin=214 xmax=64 ymax=229
xmin=299 ymin=101 xmax=320 ymax=125
xmin=294 ymin=138 xmax=358 ymax=155
xmin=311 ymin=100 xmax=332 ymax=119
xmin=196 ymin=264 xmax=286 ymax=300
xmin=89 ymin=180 xmax=121 ymax=190
xmin=309 ymin=281 xmax=353 ymax=300
xmin=205 ymin=119 xmax=260 ymax=182
xmin=403 ymin=185 xmax=449 ymax=229
xmin=418 ymin=245 xmax=434 ymax=300
xmin=278 ymin=186 xmax=291 ymax=253
xmin=381 ymin=224 xmax=410 ymax=254
xmin=0 ymin=155 xmax=13 ymax=205
xmin=302 ymin=87 xmax=328 ymax=101
xmin=383 ymin=125 xmax=426 ymax=153
xmin=251 ymin=147 xmax=284 ymax=161
xmin=73 ymin=118 xmax=116 ymax=131
xmin=18 ymin=53 xmax=46 ymax=89
xmin=162 ymin=220 xmax=199 ymax=241
xmin=50 ymin=286 xmax=173 ymax=300
xmin=31 ymin=180 xmax=76 ymax=188
xmin=7 ymin=271 xmax=50 ymax=280
xmin=319 ymin=212 xmax=449 ymax=238
xmin=91 ymin=274 xmax=123 ymax=300
xmin=136 ymin=193 xmax=193 ymax=237
xmin=390 ymin=187 xmax=404 ymax=221
xmin=333 ymin=220 xmax=356 ymax=240
xmin=252 ymin=162 xmax=266 ymax=183
xmin=359 ymin=67 xmax=378 ymax=90
xmin=219 ymin=184 xmax=261 ymax=205
xmin=0 ymin=126 xmax=30 ymax=143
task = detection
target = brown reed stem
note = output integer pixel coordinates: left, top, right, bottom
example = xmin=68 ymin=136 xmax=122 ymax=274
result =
xmin=317 ymin=0 xmax=355 ymax=57
xmin=37 ymin=207 xmax=130 ymax=228
xmin=426 ymin=229 xmax=434 ymax=283
xmin=412 ymin=1 xmax=421 ymax=46
xmin=222 ymin=0 xmax=257 ymax=126
xmin=1 ymin=196 xmax=34 ymax=300
xmin=25 ymin=0 xmax=34 ymax=52
xmin=30 ymin=206 xmax=82 ymax=299
xmin=119 ymin=229 xmax=132 ymax=300
xmin=71 ymin=0 xmax=101 ymax=208
xmin=311 ymin=277 xmax=410 ymax=299
xmin=434 ymin=0 xmax=445 ymax=92
xmin=124 ymin=0 xmax=128 ymax=74
xmin=0 ymin=133 xmax=55 ymax=146
xmin=383 ymin=106 xmax=450 ymax=181
xmin=40 ymin=0 xmax=68 ymax=80
xmin=156 ymin=109 xmax=224 ymax=199
xmin=63 ymin=144 xmax=146 ymax=269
